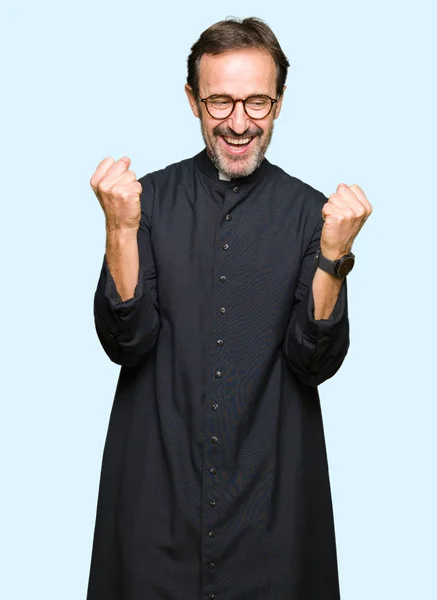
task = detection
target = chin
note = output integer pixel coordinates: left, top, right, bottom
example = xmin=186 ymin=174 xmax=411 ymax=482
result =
xmin=225 ymin=162 xmax=256 ymax=179
xmin=215 ymin=148 xmax=261 ymax=180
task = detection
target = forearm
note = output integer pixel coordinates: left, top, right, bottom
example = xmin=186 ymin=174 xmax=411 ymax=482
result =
xmin=105 ymin=227 xmax=139 ymax=301
xmin=312 ymin=268 xmax=344 ymax=320
xmin=283 ymin=222 xmax=349 ymax=386
xmin=94 ymin=254 xmax=161 ymax=367
xmin=283 ymin=280 xmax=349 ymax=387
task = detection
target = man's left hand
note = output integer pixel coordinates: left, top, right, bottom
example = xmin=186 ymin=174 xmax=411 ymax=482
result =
xmin=321 ymin=183 xmax=372 ymax=260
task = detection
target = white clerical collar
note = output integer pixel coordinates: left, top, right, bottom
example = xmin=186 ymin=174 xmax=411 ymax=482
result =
xmin=218 ymin=171 xmax=231 ymax=181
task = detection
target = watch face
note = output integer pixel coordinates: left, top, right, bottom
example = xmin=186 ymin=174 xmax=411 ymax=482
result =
xmin=337 ymin=256 xmax=355 ymax=277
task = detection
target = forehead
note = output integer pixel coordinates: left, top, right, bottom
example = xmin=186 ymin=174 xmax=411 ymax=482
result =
xmin=198 ymin=49 xmax=276 ymax=97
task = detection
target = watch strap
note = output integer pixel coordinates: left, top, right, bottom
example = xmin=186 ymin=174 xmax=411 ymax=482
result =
xmin=314 ymin=249 xmax=355 ymax=278
xmin=315 ymin=250 xmax=337 ymax=276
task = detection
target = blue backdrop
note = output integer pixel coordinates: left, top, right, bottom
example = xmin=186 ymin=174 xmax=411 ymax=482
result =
xmin=1 ymin=1 xmax=435 ymax=598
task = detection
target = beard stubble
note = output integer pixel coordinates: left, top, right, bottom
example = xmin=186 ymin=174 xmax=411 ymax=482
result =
xmin=199 ymin=118 xmax=274 ymax=180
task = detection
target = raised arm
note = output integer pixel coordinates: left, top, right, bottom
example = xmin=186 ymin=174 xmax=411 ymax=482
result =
xmin=90 ymin=157 xmax=161 ymax=367
xmin=283 ymin=183 xmax=372 ymax=387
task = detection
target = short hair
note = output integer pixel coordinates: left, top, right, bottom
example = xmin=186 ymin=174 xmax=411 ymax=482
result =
xmin=187 ymin=17 xmax=290 ymax=100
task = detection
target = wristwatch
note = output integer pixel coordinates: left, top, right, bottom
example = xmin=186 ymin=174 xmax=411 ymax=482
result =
xmin=314 ymin=249 xmax=355 ymax=278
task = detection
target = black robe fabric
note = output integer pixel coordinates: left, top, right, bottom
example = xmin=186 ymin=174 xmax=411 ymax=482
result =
xmin=87 ymin=148 xmax=349 ymax=600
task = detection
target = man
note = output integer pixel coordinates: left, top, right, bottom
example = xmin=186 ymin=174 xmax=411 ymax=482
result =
xmin=87 ymin=16 xmax=372 ymax=600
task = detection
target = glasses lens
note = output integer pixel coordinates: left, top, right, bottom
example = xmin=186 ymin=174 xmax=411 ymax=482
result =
xmin=206 ymin=96 xmax=233 ymax=118
xmin=245 ymin=96 xmax=271 ymax=118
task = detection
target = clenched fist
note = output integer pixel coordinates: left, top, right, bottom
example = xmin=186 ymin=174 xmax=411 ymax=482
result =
xmin=90 ymin=156 xmax=142 ymax=233
xmin=321 ymin=183 xmax=372 ymax=260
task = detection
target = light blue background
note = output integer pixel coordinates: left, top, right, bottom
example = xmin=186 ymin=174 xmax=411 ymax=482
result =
xmin=1 ymin=1 xmax=436 ymax=598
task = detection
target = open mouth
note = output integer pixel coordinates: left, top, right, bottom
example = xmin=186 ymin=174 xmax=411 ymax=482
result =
xmin=220 ymin=135 xmax=255 ymax=154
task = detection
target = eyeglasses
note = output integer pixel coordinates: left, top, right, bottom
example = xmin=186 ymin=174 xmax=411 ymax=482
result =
xmin=200 ymin=94 xmax=278 ymax=120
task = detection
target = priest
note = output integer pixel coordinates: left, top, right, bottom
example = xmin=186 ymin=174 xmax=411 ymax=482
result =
xmin=87 ymin=16 xmax=372 ymax=600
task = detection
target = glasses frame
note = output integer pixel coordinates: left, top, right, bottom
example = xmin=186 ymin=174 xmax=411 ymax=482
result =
xmin=200 ymin=94 xmax=278 ymax=120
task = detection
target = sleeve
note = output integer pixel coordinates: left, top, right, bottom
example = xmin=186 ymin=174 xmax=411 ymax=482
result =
xmin=282 ymin=216 xmax=350 ymax=387
xmin=93 ymin=174 xmax=161 ymax=367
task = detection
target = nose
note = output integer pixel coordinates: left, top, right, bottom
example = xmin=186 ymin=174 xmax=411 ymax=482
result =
xmin=227 ymin=100 xmax=250 ymax=135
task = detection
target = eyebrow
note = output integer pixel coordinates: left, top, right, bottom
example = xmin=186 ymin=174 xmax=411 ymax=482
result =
xmin=209 ymin=91 xmax=272 ymax=97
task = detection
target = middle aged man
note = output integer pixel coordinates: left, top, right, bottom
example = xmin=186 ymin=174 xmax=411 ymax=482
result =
xmin=87 ymin=16 xmax=372 ymax=600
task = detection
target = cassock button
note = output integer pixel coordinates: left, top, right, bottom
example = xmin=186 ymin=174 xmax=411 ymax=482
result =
xmin=220 ymin=307 xmax=226 ymax=314
xmin=211 ymin=436 xmax=218 ymax=444
xmin=215 ymin=371 xmax=222 ymax=378
xmin=233 ymin=186 xmax=239 ymax=193
xmin=212 ymin=404 xmax=219 ymax=411
xmin=222 ymin=243 xmax=229 ymax=251
xmin=208 ymin=562 xmax=215 ymax=569
xmin=220 ymin=275 xmax=226 ymax=283
xmin=210 ymin=467 xmax=217 ymax=475
xmin=209 ymin=499 xmax=216 ymax=507
xmin=217 ymin=339 xmax=223 ymax=346
xmin=225 ymin=214 xmax=232 ymax=221
xmin=209 ymin=594 xmax=216 ymax=600
xmin=208 ymin=530 xmax=216 ymax=538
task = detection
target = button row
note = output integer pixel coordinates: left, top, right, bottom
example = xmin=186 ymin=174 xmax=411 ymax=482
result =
xmin=205 ymin=210 xmax=233 ymax=591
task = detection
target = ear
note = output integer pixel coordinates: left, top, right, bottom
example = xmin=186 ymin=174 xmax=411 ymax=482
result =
xmin=185 ymin=84 xmax=200 ymax=119
xmin=273 ymin=85 xmax=286 ymax=120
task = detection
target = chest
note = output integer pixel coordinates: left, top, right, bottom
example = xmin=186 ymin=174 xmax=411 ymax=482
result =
xmin=151 ymin=178 xmax=311 ymax=322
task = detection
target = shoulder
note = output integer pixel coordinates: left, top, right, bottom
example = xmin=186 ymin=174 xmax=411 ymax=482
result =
xmin=268 ymin=162 xmax=327 ymax=205
xmin=264 ymin=161 xmax=328 ymax=227
xmin=138 ymin=155 xmax=194 ymax=190
xmin=137 ymin=155 xmax=195 ymax=222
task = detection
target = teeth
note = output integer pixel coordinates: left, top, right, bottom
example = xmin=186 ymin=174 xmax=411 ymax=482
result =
xmin=224 ymin=136 xmax=252 ymax=145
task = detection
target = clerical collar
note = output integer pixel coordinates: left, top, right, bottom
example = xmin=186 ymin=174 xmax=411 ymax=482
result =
xmin=194 ymin=147 xmax=270 ymax=185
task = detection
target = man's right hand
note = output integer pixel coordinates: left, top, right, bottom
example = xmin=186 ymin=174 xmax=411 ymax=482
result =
xmin=90 ymin=156 xmax=142 ymax=233
xmin=90 ymin=156 xmax=143 ymax=301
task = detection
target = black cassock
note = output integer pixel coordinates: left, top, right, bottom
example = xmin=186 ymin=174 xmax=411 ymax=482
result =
xmin=87 ymin=149 xmax=349 ymax=600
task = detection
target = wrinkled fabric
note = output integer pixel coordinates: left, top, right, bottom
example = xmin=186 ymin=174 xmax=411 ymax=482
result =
xmin=87 ymin=149 xmax=349 ymax=600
